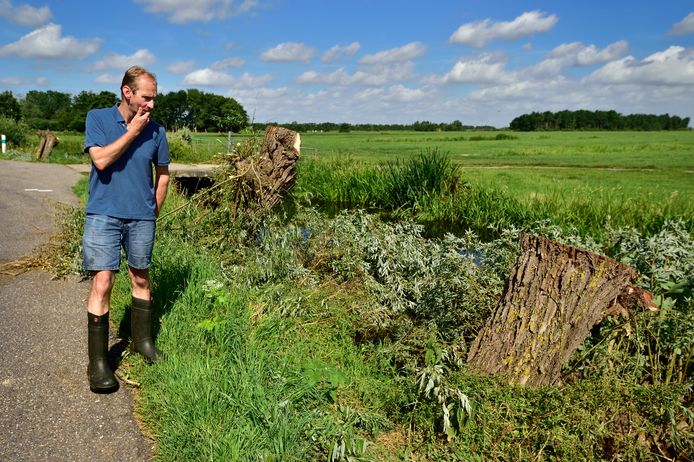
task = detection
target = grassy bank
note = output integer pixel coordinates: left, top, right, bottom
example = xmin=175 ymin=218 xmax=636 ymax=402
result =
xmin=46 ymin=129 xmax=693 ymax=460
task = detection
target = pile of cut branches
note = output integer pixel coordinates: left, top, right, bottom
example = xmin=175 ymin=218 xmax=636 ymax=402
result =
xmin=225 ymin=126 xmax=301 ymax=217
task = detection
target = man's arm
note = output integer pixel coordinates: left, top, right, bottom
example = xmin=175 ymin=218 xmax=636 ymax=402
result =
xmin=154 ymin=164 xmax=170 ymax=218
xmin=89 ymin=107 xmax=151 ymax=171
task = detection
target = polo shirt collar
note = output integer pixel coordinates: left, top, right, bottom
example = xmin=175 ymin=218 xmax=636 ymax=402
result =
xmin=112 ymin=104 xmax=126 ymax=126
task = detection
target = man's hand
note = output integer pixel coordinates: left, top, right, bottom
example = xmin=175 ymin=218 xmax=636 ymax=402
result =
xmin=89 ymin=107 xmax=150 ymax=171
xmin=127 ymin=107 xmax=151 ymax=134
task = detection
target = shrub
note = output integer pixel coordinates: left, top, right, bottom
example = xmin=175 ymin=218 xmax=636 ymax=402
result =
xmin=167 ymin=129 xmax=195 ymax=161
xmin=0 ymin=116 xmax=31 ymax=148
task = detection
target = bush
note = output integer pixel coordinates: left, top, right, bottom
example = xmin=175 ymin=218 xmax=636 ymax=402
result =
xmin=0 ymin=116 xmax=32 ymax=148
xmin=167 ymin=129 xmax=195 ymax=161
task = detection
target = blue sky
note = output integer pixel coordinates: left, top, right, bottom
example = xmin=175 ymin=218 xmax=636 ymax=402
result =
xmin=1 ymin=0 xmax=693 ymax=127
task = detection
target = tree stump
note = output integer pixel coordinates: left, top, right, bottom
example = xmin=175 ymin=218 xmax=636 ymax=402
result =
xmin=35 ymin=130 xmax=59 ymax=160
xmin=230 ymin=126 xmax=301 ymax=214
xmin=467 ymin=234 xmax=648 ymax=387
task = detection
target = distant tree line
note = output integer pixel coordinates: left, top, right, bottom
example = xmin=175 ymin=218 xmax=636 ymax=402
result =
xmin=510 ymin=110 xmax=690 ymax=131
xmin=251 ymin=120 xmax=497 ymax=132
xmin=0 ymin=89 xmax=248 ymax=133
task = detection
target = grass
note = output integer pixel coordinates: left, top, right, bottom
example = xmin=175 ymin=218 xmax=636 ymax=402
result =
xmin=299 ymin=130 xmax=694 ymax=167
xmin=55 ymin=171 xmax=693 ymax=461
xmin=16 ymin=128 xmax=694 ymax=460
xmin=292 ymin=150 xmax=693 ymax=240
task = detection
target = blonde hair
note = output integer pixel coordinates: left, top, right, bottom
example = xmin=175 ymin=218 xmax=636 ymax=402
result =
xmin=120 ymin=66 xmax=157 ymax=95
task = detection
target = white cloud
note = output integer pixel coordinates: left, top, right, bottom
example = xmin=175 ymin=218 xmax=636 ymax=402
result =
xmin=449 ymin=11 xmax=558 ymax=48
xmin=443 ymin=54 xmax=514 ymax=84
xmin=261 ymin=42 xmax=316 ymax=63
xmin=528 ymin=40 xmax=629 ymax=77
xmin=91 ymin=49 xmax=157 ymax=71
xmin=354 ymin=84 xmax=431 ymax=103
xmin=182 ymin=68 xmax=273 ymax=88
xmin=296 ymin=68 xmax=350 ymax=85
xmin=0 ymin=0 xmax=52 ymax=27
xmin=0 ymin=75 xmax=48 ymax=86
xmin=322 ymin=42 xmax=360 ymax=63
xmin=360 ymin=42 xmax=426 ymax=64
xmin=587 ymin=46 xmax=694 ymax=85
xmin=0 ymin=23 xmax=100 ymax=59
xmin=669 ymin=12 xmax=694 ymax=35
xmin=296 ymin=62 xmax=415 ymax=86
xmin=134 ymin=0 xmax=258 ymax=23
xmin=183 ymin=68 xmax=235 ymax=86
xmin=168 ymin=60 xmax=196 ymax=75
xmin=0 ymin=76 xmax=23 ymax=86
xmin=210 ymin=56 xmax=245 ymax=70
xmin=228 ymin=86 xmax=289 ymax=107
xmin=548 ymin=40 xmax=629 ymax=66
xmin=94 ymin=73 xmax=120 ymax=85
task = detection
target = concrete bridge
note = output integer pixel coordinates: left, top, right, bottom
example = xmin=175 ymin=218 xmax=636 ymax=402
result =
xmin=67 ymin=163 xmax=217 ymax=178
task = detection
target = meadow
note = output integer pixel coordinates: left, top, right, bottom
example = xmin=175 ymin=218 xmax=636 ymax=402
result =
xmin=34 ymin=129 xmax=694 ymax=460
xmin=190 ymin=130 xmax=694 ymax=232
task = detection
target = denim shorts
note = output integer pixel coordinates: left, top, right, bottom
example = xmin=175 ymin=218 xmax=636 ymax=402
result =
xmin=82 ymin=214 xmax=156 ymax=271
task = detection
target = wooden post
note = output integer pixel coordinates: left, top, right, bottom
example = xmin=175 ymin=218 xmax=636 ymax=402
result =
xmin=467 ymin=234 xmax=647 ymax=387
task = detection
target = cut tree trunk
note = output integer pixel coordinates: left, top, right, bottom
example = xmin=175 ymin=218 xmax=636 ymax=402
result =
xmin=35 ymin=131 xmax=59 ymax=160
xmin=230 ymin=126 xmax=301 ymax=214
xmin=467 ymin=234 xmax=649 ymax=387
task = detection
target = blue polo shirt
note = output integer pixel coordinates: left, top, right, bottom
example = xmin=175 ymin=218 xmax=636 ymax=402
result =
xmin=84 ymin=105 xmax=170 ymax=220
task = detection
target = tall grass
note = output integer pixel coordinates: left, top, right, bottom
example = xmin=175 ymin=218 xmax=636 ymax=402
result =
xmin=294 ymin=150 xmax=693 ymax=239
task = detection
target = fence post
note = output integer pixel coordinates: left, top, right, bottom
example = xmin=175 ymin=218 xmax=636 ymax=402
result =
xmin=227 ymin=131 xmax=232 ymax=153
xmin=1 ymin=134 xmax=5 ymax=154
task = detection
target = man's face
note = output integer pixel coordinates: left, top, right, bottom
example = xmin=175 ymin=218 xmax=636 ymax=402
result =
xmin=124 ymin=76 xmax=157 ymax=113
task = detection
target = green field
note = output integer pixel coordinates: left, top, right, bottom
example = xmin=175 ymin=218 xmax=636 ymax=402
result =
xmin=8 ymin=129 xmax=693 ymax=221
xmin=300 ymin=130 xmax=694 ymax=167
xmin=191 ymin=129 xmax=694 ymax=209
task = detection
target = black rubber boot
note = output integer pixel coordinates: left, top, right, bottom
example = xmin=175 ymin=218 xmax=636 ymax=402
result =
xmin=87 ymin=312 xmax=118 ymax=393
xmin=130 ymin=297 xmax=164 ymax=364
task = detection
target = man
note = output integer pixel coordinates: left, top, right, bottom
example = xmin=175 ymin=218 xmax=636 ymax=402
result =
xmin=82 ymin=66 xmax=170 ymax=392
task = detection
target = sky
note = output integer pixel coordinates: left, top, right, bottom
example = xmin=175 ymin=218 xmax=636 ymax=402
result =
xmin=1 ymin=0 xmax=693 ymax=127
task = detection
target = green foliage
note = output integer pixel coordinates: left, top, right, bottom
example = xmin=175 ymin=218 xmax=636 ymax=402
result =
xmin=569 ymin=221 xmax=694 ymax=385
xmin=153 ymin=88 xmax=248 ymax=132
xmin=21 ymin=90 xmax=73 ymax=130
xmin=68 ymin=91 xmax=118 ymax=131
xmin=0 ymin=116 xmax=31 ymax=148
xmin=510 ymin=109 xmax=690 ymax=131
xmin=294 ymin=148 xmax=459 ymax=212
xmin=167 ymin=131 xmax=192 ymax=162
xmin=44 ymin=145 xmax=693 ymax=460
xmin=381 ymin=148 xmax=457 ymax=209
xmin=295 ymin=147 xmax=693 ymax=240
xmin=0 ymin=90 xmax=22 ymax=121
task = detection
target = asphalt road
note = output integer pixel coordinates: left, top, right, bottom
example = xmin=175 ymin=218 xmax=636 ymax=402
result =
xmin=0 ymin=160 xmax=152 ymax=461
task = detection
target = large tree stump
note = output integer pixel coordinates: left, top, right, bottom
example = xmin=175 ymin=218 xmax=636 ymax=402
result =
xmin=467 ymin=234 xmax=648 ymax=387
xmin=230 ymin=126 xmax=301 ymax=214
xmin=35 ymin=130 xmax=59 ymax=160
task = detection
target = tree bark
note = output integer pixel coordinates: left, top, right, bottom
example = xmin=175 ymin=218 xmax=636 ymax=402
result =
xmin=467 ymin=234 xmax=644 ymax=387
xmin=231 ymin=126 xmax=301 ymax=213
xmin=35 ymin=131 xmax=59 ymax=160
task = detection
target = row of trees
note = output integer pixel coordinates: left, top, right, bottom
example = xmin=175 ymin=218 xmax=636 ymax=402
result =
xmin=2 ymin=89 xmax=690 ymax=134
xmin=0 ymin=89 xmax=248 ymax=133
xmin=251 ymin=120 xmax=496 ymax=133
xmin=510 ymin=110 xmax=690 ymax=131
